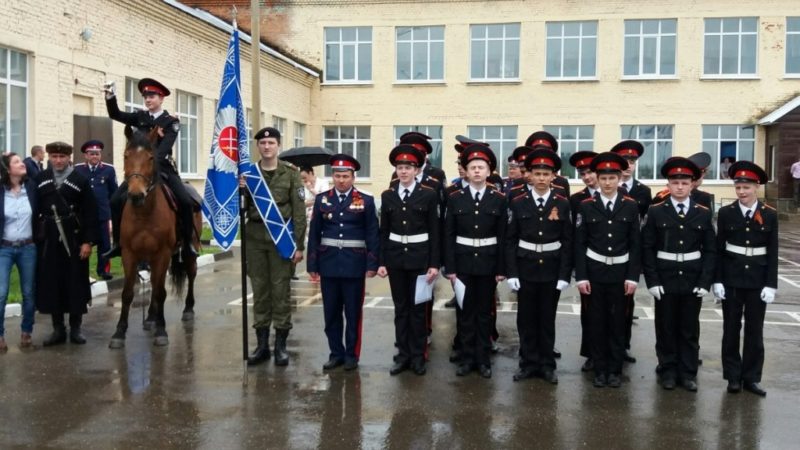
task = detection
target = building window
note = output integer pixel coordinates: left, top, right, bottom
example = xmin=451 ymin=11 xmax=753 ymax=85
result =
xmin=394 ymin=126 xmax=443 ymax=169
xmin=323 ymin=126 xmax=371 ymax=177
xmin=272 ymin=115 xmax=286 ymax=135
xmin=0 ymin=47 xmax=27 ymax=154
xmin=623 ymin=19 xmax=677 ymax=77
xmin=324 ymin=27 xmax=372 ymax=83
xmin=470 ymin=23 xmax=520 ymax=81
xmin=788 ymin=17 xmax=800 ymax=75
xmin=620 ymin=125 xmax=673 ymax=180
xmin=246 ymin=108 xmax=265 ymax=152
xmin=294 ymin=122 xmax=305 ymax=148
xmin=542 ymin=125 xmax=594 ymax=179
xmin=124 ymin=77 xmax=145 ymax=112
xmin=703 ymin=17 xmax=758 ymax=76
xmin=396 ymin=26 xmax=445 ymax=82
xmin=466 ymin=126 xmax=517 ymax=176
xmin=176 ymin=91 xmax=200 ymax=175
xmin=546 ymin=21 xmax=597 ymax=79
xmin=701 ymin=125 xmax=755 ymax=180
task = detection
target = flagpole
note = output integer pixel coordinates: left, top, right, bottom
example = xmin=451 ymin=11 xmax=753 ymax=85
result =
xmin=240 ymin=186 xmax=249 ymax=387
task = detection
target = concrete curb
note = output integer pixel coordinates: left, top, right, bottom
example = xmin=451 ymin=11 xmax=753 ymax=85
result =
xmin=4 ymin=303 xmax=21 ymax=319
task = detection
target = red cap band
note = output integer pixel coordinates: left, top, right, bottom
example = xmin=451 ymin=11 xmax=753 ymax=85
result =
xmin=333 ymin=159 xmax=356 ymax=169
xmin=85 ymin=145 xmax=102 ymax=152
xmin=531 ymin=139 xmax=552 ymax=148
xmin=734 ymin=169 xmax=759 ymax=181
xmin=617 ymin=148 xmax=639 ymax=157
xmin=576 ymin=157 xmax=593 ymax=168
xmin=468 ymin=151 xmax=490 ymax=163
xmin=529 ymin=157 xmax=555 ymax=168
xmin=599 ymin=161 xmax=622 ymax=171
xmin=395 ymin=153 xmax=419 ymax=164
xmin=410 ymin=143 xmax=428 ymax=153
xmin=667 ymin=167 xmax=690 ymax=176
xmin=142 ymin=85 xmax=166 ymax=96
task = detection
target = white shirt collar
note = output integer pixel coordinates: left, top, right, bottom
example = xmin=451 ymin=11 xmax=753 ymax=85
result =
xmin=739 ymin=200 xmax=758 ymax=217
xmin=587 ymin=187 xmax=597 ymax=197
xmin=531 ymin=188 xmax=551 ymax=205
xmin=670 ymin=197 xmax=690 ymax=213
xmin=600 ymin=193 xmax=618 ymax=207
xmin=460 ymin=179 xmax=469 ymax=188
xmin=335 ymin=188 xmax=352 ymax=200
xmin=398 ymin=180 xmax=417 ymax=198
xmin=468 ymin=185 xmax=487 ymax=200
xmin=150 ymin=110 xmax=164 ymax=119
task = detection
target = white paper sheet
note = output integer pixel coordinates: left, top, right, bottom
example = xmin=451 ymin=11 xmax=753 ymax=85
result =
xmin=454 ymin=278 xmax=466 ymax=309
xmin=414 ymin=275 xmax=434 ymax=304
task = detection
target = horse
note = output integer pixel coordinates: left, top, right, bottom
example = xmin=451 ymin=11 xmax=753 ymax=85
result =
xmin=109 ymin=126 xmax=201 ymax=349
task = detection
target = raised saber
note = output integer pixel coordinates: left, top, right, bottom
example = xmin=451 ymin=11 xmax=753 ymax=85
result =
xmin=51 ymin=205 xmax=72 ymax=257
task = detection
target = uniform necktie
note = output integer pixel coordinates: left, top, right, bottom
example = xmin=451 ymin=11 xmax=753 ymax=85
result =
xmin=621 ymin=183 xmax=629 ymax=193
xmin=606 ymin=201 xmax=613 ymax=213
xmin=475 ymin=191 xmax=481 ymax=203
xmin=745 ymin=210 xmax=751 ymax=220
xmin=339 ymin=193 xmax=346 ymax=203
xmin=537 ymin=198 xmax=545 ymax=209
xmin=403 ymin=188 xmax=410 ymax=202
xmin=677 ymin=203 xmax=685 ymax=218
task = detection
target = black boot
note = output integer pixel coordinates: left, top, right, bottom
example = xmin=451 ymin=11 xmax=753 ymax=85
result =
xmin=180 ymin=207 xmax=198 ymax=258
xmin=274 ymin=329 xmax=289 ymax=366
xmin=43 ymin=315 xmax=67 ymax=347
xmin=69 ymin=315 xmax=86 ymax=344
xmin=103 ymin=185 xmax=126 ymax=259
xmin=247 ymin=328 xmax=271 ymax=366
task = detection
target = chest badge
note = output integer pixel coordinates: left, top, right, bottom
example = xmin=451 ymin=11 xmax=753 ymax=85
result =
xmin=548 ymin=206 xmax=559 ymax=221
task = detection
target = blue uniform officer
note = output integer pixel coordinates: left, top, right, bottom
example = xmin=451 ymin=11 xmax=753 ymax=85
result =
xmin=307 ymin=154 xmax=380 ymax=371
xmin=74 ymin=140 xmax=118 ymax=280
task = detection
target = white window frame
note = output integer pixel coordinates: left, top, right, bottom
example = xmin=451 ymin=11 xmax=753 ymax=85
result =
xmin=543 ymin=125 xmax=595 ymax=180
xmin=469 ymin=23 xmax=521 ymax=82
xmin=466 ymin=125 xmax=517 ymax=177
xmin=622 ymin=19 xmax=678 ymax=79
xmin=124 ymin=77 xmax=145 ymax=113
xmin=294 ymin=122 xmax=305 ymax=148
xmin=323 ymin=126 xmax=371 ymax=178
xmin=175 ymin=90 xmax=200 ymax=176
xmin=701 ymin=125 xmax=756 ymax=182
xmin=702 ymin=17 xmax=759 ymax=78
xmin=545 ymin=21 xmax=598 ymax=81
xmin=620 ymin=125 xmax=674 ymax=181
xmin=272 ymin=115 xmax=286 ymax=135
xmin=787 ymin=17 xmax=800 ymax=77
xmin=323 ymin=27 xmax=373 ymax=85
xmin=395 ymin=26 xmax=445 ymax=83
xmin=0 ymin=47 xmax=28 ymax=154
xmin=394 ymin=126 xmax=443 ymax=169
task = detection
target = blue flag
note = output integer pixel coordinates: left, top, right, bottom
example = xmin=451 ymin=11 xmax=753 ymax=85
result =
xmin=202 ymin=24 xmax=249 ymax=250
xmin=202 ymin=23 xmax=296 ymax=259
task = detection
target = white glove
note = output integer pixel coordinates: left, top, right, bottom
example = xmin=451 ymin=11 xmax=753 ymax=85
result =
xmin=506 ymin=278 xmax=520 ymax=291
xmin=760 ymin=287 xmax=776 ymax=304
xmin=693 ymin=287 xmax=709 ymax=298
xmin=648 ymin=286 xmax=664 ymax=300
xmin=712 ymin=283 xmax=726 ymax=300
xmin=556 ymin=280 xmax=569 ymax=291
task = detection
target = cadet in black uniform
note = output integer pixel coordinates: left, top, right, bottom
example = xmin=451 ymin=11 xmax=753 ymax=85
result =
xmin=642 ymin=157 xmax=716 ymax=392
xmin=713 ymin=161 xmax=777 ymax=397
xmin=506 ymin=149 xmax=572 ymax=384
xmin=524 ymin=131 xmax=571 ymax=197
xmin=568 ymin=151 xmax=598 ymax=371
xmin=652 ymin=152 xmax=715 ymax=211
xmin=104 ymin=78 xmax=196 ymax=258
xmin=444 ymin=145 xmax=507 ymax=378
xmin=610 ymin=140 xmax=651 ymax=364
xmin=377 ymin=145 xmax=441 ymax=376
xmin=575 ymin=152 xmax=641 ymax=388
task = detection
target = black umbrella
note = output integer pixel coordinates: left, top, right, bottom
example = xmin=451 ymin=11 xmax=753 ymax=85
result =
xmin=278 ymin=146 xmax=333 ymax=169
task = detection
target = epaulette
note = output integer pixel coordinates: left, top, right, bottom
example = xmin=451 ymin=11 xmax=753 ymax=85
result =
xmin=652 ymin=200 xmax=667 ymax=207
xmin=427 ymin=175 xmax=440 ymax=183
xmin=762 ymin=203 xmax=776 ymax=211
xmin=551 ymin=183 xmax=565 ymax=191
xmin=449 ymin=188 xmax=464 ymax=197
xmin=281 ymin=161 xmax=299 ymax=170
xmin=512 ymin=192 xmax=528 ymax=202
xmin=419 ymin=183 xmax=434 ymax=190
xmin=490 ymin=188 xmax=505 ymax=197
xmin=623 ymin=195 xmax=636 ymax=202
xmin=695 ymin=203 xmax=709 ymax=210
xmin=581 ymin=197 xmax=594 ymax=203
xmin=554 ymin=193 xmax=567 ymax=201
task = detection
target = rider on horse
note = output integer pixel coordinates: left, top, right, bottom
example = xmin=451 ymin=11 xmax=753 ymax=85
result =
xmin=104 ymin=78 xmax=197 ymax=258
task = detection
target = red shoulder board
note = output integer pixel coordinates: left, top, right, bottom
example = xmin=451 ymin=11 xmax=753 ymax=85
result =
xmin=509 ymin=184 xmax=524 ymax=191
xmin=623 ymin=195 xmax=636 ymax=202
xmin=419 ymin=184 xmax=434 ymax=190
xmin=581 ymin=197 xmax=595 ymax=203
xmin=551 ymin=183 xmax=565 ymax=191
xmin=695 ymin=203 xmax=709 ymax=210
xmin=427 ymin=175 xmax=440 ymax=183
xmin=491 ymin=188 xmax=505 ymax=196
xmin=512 ymin=192 xmax=528 ymax=202
xmin=762 ymin=203 xmax=776 ymax=211
xmin=554 ymin=193 xmax=567 ymax=201
xmin=449 ymin=188 xmax=464 ymax=197
xmin=652 ymin=200 xmax=666 ymax=207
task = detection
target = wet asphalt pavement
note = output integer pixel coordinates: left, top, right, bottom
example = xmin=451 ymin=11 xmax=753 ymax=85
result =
xmin=3 ymin=229 xmax=800 ymax=449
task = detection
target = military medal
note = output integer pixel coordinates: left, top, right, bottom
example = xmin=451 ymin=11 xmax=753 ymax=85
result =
xmin=548 ymin=206 xmax=559 ymax=221
xmin=350 ymin=191 xmax=364 ymax=211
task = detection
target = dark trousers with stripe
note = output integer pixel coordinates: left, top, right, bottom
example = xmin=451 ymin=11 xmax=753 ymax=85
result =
xmin=624 ymin=293 xmax=635 ymax=350
xmin=517 ymin=281 xmax=558 ymax=371
xmin=321 ymin=276 xmax=366 ymax=363
xmin=580 ymin=293 xmax=591 ymax=358
xmin=722 ymin=287 xmax=767 ymax=383
xmin=459 ymin=274 xmax=496 ymax=367
xmin=658 ymin=293 xmax=701 ymax=380
xmin=388 ymin=268 xmax=428 ymax=364
xmin=589 ymin=282 xmax=627 ymax=376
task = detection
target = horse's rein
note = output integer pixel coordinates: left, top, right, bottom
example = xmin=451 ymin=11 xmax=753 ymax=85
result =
xmin=124 ymin=172 xmax=157 ymax=194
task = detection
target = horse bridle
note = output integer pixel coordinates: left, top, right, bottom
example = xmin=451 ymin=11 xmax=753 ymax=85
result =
xmin=124 ymin=171 xmax=157 ymax=195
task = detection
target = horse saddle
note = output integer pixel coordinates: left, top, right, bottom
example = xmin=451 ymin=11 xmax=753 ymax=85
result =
xmin=160 ymin=182 xmax=202 ymax=213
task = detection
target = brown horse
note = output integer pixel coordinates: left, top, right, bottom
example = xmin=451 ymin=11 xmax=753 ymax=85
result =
xmin=109 ymin=127 xmax=201 ymax=348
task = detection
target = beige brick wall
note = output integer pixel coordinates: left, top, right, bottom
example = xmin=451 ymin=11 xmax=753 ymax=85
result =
xmin=0 ymin=0 xmax=319 ymax=190
xmin=270 ymin=0 xmax=800 ymax=201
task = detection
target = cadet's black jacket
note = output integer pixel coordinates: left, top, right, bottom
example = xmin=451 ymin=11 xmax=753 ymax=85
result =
xmin=715 ymin=201 xmax=778 ymax=289
xmin=574 ymin=194 xmax=641 ymax=283
xmin=652 ymin=187 xmax=714 ymax=212
xmin=642 ymin=200 xmax=716 ymax=294
xmin=106 ymin=96 xmax=180 ymax=167
xmin=444 ymin=187 xmax=507 ymax=276
xmin=570 ymin=187 xmax=595 ymax=223
xmin=506 ymin=190 xmax=573 ymax=282
xmin=625 ymin=179 xmax=652 ymax=219
xmin=379 ymin=183 xmax=441 ymax=270
xmin=552 ymin=175 xmax=571 ymax=197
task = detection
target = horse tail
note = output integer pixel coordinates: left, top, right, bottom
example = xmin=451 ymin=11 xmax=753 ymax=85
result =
xmin=169 ymin=253 xmax=188 ymax=296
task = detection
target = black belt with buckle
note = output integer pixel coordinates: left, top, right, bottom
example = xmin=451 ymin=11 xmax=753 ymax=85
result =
xmin=1 ymin=238 xmax=34 ymax=247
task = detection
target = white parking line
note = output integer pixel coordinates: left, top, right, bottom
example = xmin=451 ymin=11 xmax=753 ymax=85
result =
xmin=779 ymin=276 xmax=800 ymax=289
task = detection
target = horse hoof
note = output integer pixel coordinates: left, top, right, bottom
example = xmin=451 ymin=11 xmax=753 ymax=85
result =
xmin=109 ymin=338 xmax=125 ymax=349
xmin=143 ymin=321 xmax=155 ymax=331
xmin=181 ymin=311 xmax=194 ymax=322
xmin=153 ymin=336 xmax=169 ymax=346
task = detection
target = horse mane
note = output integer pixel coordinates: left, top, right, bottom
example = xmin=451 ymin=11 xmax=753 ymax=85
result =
xmin=124 ymin=124 xmax=158 ymax=152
